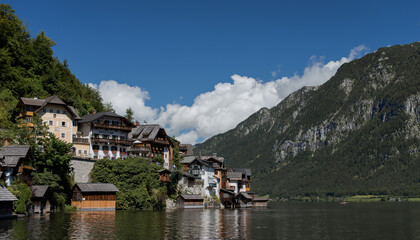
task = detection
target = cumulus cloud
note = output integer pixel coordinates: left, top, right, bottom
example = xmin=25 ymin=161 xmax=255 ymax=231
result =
xmin=91 ymin=45 xmax=367 ymax=144
xmin=89 ymin=80 xmax=158 ymax=122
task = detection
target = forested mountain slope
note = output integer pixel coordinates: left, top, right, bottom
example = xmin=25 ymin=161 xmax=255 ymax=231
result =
xmin=196 ymin=42 xmax=420 ymax=197
xmin=0 ymin=4 xmax=104 ymax=127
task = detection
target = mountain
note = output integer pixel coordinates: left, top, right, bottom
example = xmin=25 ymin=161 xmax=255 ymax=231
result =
xmin=195 ymin=42 xmax=420 ymax=197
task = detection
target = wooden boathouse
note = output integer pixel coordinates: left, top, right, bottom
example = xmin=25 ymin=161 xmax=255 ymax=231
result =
xmin=71 ymin=183 xmax=119 ymax=211
xmin=177 ymin=194 xmax=204 ymax=208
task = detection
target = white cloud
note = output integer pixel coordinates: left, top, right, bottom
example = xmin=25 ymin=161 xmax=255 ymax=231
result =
xmin=91 ymin=45 xmax=367 ymax=145
xmin=89 ymin=80 xmax=158 ymax=122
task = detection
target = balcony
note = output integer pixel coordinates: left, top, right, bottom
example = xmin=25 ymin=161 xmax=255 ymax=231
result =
xmin=73 ymin=136 xmax=89 ymax=144
xmin=19 ymin=111 xmax=34 ymax=118
xmin=92 ymin=123 xmax=132 ymax=131
xmin=91 ymin=138 xmax=131 ymax=145
xmin=127 ymin=146 xmax=150 ymax=153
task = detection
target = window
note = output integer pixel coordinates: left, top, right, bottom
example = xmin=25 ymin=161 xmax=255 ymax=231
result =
xmin=93 ymin=145 xmax=99 ymax=150
xmin=56 ymin=109 xmax=60 ymax=114
xmin=49 ymin=108 xmax=54 ymax=113
xmin=43 ymin=108 xmax=47 ymax=113
xmin=102 ymin=146 xmax=109 ymax=151
xmin=53 ymin=114 xmax=56 ymax=118
xmin=25 ymin=118 xmax=32 ymax=123
xmin=49 ymin=120 xmax=53 ymax=126
xmin=84 ymin=150 xmax=87 ymax=154
xmin=78 ymin=150 xmax=82 ymax=155
xmin=63 ymin=110 xmax=67 ymax=114
xmin=61 ymin=121 xmax=66 ymax=127
xmin=73 ymin=121 xmax=77 ymax=126
xmin=61 ymin=133 xmax=65 ymax=139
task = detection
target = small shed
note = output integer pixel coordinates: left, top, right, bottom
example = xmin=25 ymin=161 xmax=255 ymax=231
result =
xmin=29 ymin=185 xmax=51 ymax=214
xmin=220 ymin=188 xmax=236 ymax=209
xmin=177 ymin=194 xmax=204 ymax=209
xmin=71 ymin=183 xmax=119 ymax=211
xmin=0 ymin=184 xmax=18 ymax=218
xmin=158 ymin=169 xmax=171 ymax=182
xmin=252 ymin=196 xmax=269 ymax=207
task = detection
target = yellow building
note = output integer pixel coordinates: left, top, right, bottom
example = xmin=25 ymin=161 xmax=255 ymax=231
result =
xmin=17 ymin=95 xmax=81 ymax=144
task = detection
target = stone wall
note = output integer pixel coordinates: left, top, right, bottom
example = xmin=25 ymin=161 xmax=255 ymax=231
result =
xmin=71 ymin=158 xmax=96 ymax=183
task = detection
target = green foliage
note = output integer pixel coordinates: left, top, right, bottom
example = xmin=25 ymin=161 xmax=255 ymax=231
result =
xmin=31 ymin=133 xmax=74 ymax=208
xmin=103 ymin=102 xmax=115 ymax=113
xmin=124 ymin=107 xmax=134 ymax=122
xmin=8 ymin=182 xmax=31 ymax=214
xmin=90 ymin=157 xmax=167 ymax=210
xmin=169 ymin=137 xmax=182 ymax=170
xmin=0 ymin=4 xmax=104 ymax=128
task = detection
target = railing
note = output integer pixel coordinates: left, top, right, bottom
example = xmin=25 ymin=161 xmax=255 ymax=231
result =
xmin=127 ymin=146 xmax=150 ymax=152
xmin=73 ymin=137 xmax=89 ymax=144
xmin=19 ymin=111 xmax=34 ymax=117
xmin=91 ymin=138 xmax=131 ymax=145
xmin=92 ymin=123 xmax=132 ymax=131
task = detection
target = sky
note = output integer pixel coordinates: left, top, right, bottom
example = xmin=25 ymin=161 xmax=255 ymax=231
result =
xmin=4 ymin=0 xmax=420 ymax=144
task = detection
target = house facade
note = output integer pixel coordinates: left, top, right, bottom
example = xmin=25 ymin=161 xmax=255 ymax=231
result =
xmin=17 ymin=95 xmax=81 ymax=143
xmin=75 ymin=112 xmax=133 ymax=160
xmin=128 ymin=124 xmax=173 ymax=169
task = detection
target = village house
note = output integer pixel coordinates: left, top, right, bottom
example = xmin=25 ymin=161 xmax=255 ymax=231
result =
xmin=71 ymin=183 xmax=119 ymax=211
xmin=226 ymin=168 xmax=252 ymax=194
xmin=128 ymin=124 xmax=173 ymax=170
xmin=0 ymin=184 xmax=18 ymax=218
xmin=29 ymin=185 xmax=51 ymax=214
xmin=75 ymin=111 xmax=133 ymax=160
xmin=185 ymin=157 xmax=220 ymax=199
xmin=17 ymin=95 xmax=81 ymax=144
xmin=176 ymin=194 xmax=204 ymax=209
xmin=0 ymin=145 xmax=32 ymax=186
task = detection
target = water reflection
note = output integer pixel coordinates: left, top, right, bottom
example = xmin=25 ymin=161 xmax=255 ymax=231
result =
xmin=0 ymin=202 xmax=418 ymax=239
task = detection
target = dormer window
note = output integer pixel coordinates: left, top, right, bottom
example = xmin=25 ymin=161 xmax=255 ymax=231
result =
xmin=43 ymin=108 xmax=47 ymax=113
xmin=49 ymin=108 xmax=54 ymax=113
xmin=56 ymin=109 xmax=60 ymax=114
xmin=63 ymin=110 xmax=67 ymax=114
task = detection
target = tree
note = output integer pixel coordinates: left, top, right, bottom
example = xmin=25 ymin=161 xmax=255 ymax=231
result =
xmin=124 ymin=107 xmax=134 ymax=122
xmin=103 ymin=102 xmax=115 ymax=113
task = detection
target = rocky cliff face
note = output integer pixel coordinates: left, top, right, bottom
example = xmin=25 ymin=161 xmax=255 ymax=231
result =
xmin=195 ymin=42 xmax=420 ymax=197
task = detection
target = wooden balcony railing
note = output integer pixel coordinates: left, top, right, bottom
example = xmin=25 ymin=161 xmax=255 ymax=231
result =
xmin=91 ymin=138 xmax=131 ymax=145
xmin=92 ymin=123 xmax=132 ymax=131
xmin=127 ymin=146 xmax=150 ymax=152
xmin=73 ymin=136 xmax=89 ymax=144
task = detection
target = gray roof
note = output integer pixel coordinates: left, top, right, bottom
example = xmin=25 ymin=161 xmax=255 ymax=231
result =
xmin=179 ymin=194 xmax=203 ymax=200
xmin=75 ymin=183 xmax=119 ymax=193
xmin=232 ymin=168 xmax=252 ymax=177
xmin=179 ymin=144 xmax=194 ymax=155
xmin=227 ymin=172 xmax=242 ymax=180
xmin=79 ymin=111 xmax=128 ymax=124
xmin=239 ymin=192 xmax=252 ymax=200
xmin=0 ymin=185 xmax=18 ymax=201
xmin=30 ymin=185 xmax=49 ymax=198
xmin=0 ymin=145 xmax=31 ymax=167
xmin=181 ymin=155 xmax=196 ymax=164
xmin=129 ymin=124 xmax=164 ymax=141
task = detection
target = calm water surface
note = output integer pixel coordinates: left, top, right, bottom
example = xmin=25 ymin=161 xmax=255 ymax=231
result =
xmin=0 ymin=202 xmax=419 ymax=239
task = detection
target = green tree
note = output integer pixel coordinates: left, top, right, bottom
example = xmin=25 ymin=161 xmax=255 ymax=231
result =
xmin=124 ymin=107 xmax=134 ymax=122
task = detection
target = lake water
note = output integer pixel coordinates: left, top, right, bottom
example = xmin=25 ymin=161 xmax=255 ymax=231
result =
xmin=0 ymin=202 xmax=419 ymax=239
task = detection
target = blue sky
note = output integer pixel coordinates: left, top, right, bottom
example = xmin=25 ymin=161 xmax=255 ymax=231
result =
xmin=4 ymin=0 xmax=420 ymax=143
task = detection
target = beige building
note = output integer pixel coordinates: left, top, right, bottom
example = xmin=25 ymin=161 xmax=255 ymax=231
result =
xmin=17 ymin=95 xmax=81 ymax=144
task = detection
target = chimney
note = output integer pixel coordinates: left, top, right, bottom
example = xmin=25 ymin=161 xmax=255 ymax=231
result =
xmin=92 ymin=109 xmax=96 ymax=115
xmin=213 ymin=153 xmax=217 ymax=157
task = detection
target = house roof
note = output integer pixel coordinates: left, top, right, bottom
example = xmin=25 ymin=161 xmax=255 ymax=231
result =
xmin=158 ymin=169 xmax=172 ymax=174
xmin=181 ymin=155 xmax=196 ymax=164
xmin=30 ymin=185 xmax=49 ymax=198
xmin=232 ymin=168 xmax=252 ymax=177
xmin=227 ymin=172 xmax=242 ymax=180
xmin=0 ymin=145 xmax=31 ymax=168
xmin=179 ymin=194 xmax=203 ymax=200
xmin=0 ymin=185 xmax=18 ymax=201
xmin=179 ymin=144 xmax=194 ymax=155
xmin=75 ymin=183 xmax=119 ymax=193
xmin=19 ymin=95 xmax=81 ymax=120
xmin=238 ymin=192 xmax=253 ymax=200
xmin=79 ymin=111 xmax=130 ymax=124
xmin=129 ymin=124 xmax=169 ymax=142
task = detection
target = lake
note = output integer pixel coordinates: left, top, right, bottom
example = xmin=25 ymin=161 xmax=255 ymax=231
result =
xmin=0 ymin=202 xmax=419 ymax=239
